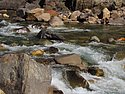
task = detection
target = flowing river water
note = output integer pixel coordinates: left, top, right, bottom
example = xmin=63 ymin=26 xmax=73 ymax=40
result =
xmin=0 ymin=20 xmax=125 ymax=94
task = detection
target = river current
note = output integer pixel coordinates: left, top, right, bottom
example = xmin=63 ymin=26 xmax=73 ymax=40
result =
xmin=0 ymin=20 xmax=125 ymax=94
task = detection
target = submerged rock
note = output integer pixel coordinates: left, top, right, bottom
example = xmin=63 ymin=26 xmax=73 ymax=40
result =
xmin=0 ymin=53 xmax=51 ymax=94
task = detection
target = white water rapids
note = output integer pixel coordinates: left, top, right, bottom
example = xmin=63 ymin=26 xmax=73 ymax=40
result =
xmin=0 ymin=20 xmax=125 ymax=94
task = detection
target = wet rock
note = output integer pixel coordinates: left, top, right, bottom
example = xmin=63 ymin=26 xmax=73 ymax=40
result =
xmin=63 ymin=70 xmax=90 ymax=89
xmin=36 ymin=29 xmax=64 ymax=42
xmin=55 ymin=54 xmax=87 ymax=70
xmin=53 ymin=88 xmax=64 ymax=94
xmin=49 ymin=16 xmax=64 ymax=27
xmin=31 ymin=49 xmax=44 ymax=56
xmin=90 ymin=36 xmax=100 ymax=42
xmin=0 ymin=89 xmax=5 ymax=94
xmin=108 ymin=38 xmax=116 ymax=43
xmin=13 ymin=27 xmax=30 ymax=33
xmin=45 ymin=46 xmax=59 ymax=54
xmin=0 ymin=44 xmax=8 ymax=51
xmin=87 ymin=66 xmax=104 ymax=77
xmin=0 ymin=53 xmax=51 ymax=94
xmin=48 ymin=86 xmax=64 ymax=94
xmin=108 ymin=17 xmax=125 ymax=25
xmin=114 ymin=51 xmax=125 ymax=60
xmin=70 ymin=11 xmax=81 ymax=21
xmin=12 ymin=16 xmax=25 ymax=22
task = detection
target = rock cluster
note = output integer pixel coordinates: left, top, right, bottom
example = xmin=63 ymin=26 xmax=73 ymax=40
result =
xmin=1 ymin=0 xmax=125 ymax=26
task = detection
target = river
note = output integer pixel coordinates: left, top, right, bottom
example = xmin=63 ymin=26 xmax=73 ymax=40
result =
xmin=0 ymin=20 xmax=125 ymax=94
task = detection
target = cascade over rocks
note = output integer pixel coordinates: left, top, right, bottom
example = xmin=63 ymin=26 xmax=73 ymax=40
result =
xmin=62 ymin=70 xmax=90 ymax=89
xmin=0 ymin=53 xmax=51 ymax=94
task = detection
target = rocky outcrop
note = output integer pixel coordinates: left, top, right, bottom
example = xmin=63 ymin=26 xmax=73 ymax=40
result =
xmin=0 ymin=53 xmax=51 ymax=94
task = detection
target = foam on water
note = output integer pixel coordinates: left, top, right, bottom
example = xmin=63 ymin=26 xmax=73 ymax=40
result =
xmin=50 ymin=43 xmax=107 ymax=64
xmin=2 ymin=44 xmax=45 ymax=52
xmin=51 ymin=43 xmax=125 ymax=94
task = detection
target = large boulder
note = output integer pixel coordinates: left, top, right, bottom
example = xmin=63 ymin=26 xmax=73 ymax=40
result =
xmin=49 ymin=16 xmax=64 ymax=27
xmin=0 ymin=53 xmax=51 ymax=94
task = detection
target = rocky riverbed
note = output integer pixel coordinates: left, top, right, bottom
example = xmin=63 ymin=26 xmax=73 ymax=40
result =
xmin=0 ymin=20 xmax=125 ymax=94
xmin=0 ymin=0 xmax=125 ymax=94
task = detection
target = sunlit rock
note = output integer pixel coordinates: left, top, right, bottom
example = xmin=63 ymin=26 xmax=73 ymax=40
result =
xmin=103 ymin=8 xmax=110 ymax=24
xmin=70 ymin=11 xmax=81 ymax=21
xmin=49 ymin=16 xmax=64 ymax=27
xmin=88 ymin=16 xmax=97 ymax=24
xmin=31 ymin=49 xmax=44 ymax=56
xmin=0 ymin=89 xmax=5 ymax=94
xmin=0 ymin=53 xmax=51 ymax=94
xmin=54 ymin=54 xmax=87 ymax=70
xmin=27 ymin=8 xmax=44 ymax=14
xmin=35 ymin=13 xmax=51 ymax=21
xmin=0 ymin=44 xmax=8 ymax=51
xmin=90 ymin=36 xmax=100 ymax=42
